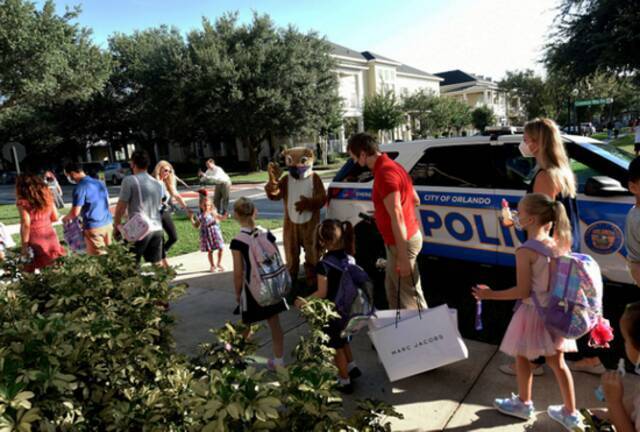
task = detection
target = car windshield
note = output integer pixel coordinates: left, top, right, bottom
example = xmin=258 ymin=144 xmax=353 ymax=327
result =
xmin=574 ymin=140 xmax=633 ymax=169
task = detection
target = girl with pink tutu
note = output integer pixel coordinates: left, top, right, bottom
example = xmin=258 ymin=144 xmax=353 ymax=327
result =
xmin=472 ymin=193 xmax=582 ymax=430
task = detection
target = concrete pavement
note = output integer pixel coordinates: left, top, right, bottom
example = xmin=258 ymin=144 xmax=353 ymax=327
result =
xmin=167 ymin=232 xmax=640 ymax=431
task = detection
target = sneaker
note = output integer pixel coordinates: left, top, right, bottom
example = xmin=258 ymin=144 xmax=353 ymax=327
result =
xmin=348 ymin=367 xmax=362 ymax=380
xmin=499 ymin=362 xmax=544 ymax=376
xmin=547 ymin=405 xmax=585 ymax=431
xmin=567 ymin=360 xmax=606 ymax=375
xmin=267 ymin=359 xmax=284 ymax=371
xmin=493 ymin=394 xmax=535 ymax=420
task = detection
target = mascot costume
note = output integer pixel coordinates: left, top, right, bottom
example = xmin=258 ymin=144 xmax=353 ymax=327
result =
xmin=265 ymin=147 xmax=327 ymax=287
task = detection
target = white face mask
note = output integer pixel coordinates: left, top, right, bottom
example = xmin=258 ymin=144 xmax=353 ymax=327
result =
xmin=66 ymin=176 xmax=76 ymax=185
xmin=519 ymin=141 xmax=535 ymax=158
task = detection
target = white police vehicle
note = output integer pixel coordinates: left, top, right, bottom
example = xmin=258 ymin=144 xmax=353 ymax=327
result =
xmin=327 ymin=132 xmax=634 ymax=285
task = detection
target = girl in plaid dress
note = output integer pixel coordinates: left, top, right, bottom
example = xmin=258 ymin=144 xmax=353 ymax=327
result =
xmin=192 ymin=194 xmax=226 ymax=272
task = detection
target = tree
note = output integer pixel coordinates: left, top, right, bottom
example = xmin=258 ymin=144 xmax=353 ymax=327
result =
xmin=186 ymin=13 xmax=340 ymax=171
xmin=545 ymin=0 xmax=640 ymax=82
xmin=0 ymin=0 xmax=111 ymax=115
xmin=499 ymin=69 xmax=550 ymax=120
xmin=447 ymin=98 xmax=472 ymax=135
xmin=471 ymin=106 xmax=495 ymax=131
xmin=363 ymin=91 xmax=405 ymax=142
xmin=403 ymin=92 xmax=471 ymax=138
xmin=403 ymin=90 xmax=437 ymax=138
xmin=107 ymin=26 xmax=191 ymax=160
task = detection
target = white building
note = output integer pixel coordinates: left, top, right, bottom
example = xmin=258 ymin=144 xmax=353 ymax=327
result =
xmin=330 ymin=42 xmax=442 ymax=147
xmin=434 ymin=70 xmax=521 ymax=127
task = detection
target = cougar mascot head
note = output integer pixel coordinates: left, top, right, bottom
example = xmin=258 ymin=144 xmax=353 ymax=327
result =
xmin=283 ymin=147 xmax=314 ymax=180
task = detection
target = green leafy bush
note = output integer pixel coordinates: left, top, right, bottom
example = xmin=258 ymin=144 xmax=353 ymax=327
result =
xmin=0 ymin=245 xmax=401 ymax=431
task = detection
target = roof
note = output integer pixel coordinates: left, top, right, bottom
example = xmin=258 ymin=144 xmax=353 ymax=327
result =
xmin=434 ymin=69 xmax=496 ymax=87
xmin=327 ymin=41 xmax=367 ymax=61
xmin=361 ymin=51 xmax=399 ymax=64
xmin=397 ymin=64 xmax=441 ymax=79
xmin=330 ymin=42 xmax=440 ymax=80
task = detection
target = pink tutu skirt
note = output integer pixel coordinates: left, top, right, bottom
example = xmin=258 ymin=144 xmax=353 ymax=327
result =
xmin=500 ymin=303 xmax=577 ymax=360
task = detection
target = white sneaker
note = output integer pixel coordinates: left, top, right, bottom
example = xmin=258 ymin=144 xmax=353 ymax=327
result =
xmin=547 ymin=405 xmax=585 ymax=431
xmin=499 ymin=362 xmax=544 ymax=376
xmin=567 ymin=360 xmax=606 ymax=375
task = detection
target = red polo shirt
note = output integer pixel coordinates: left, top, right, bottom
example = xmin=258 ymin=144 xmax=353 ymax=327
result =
xmin=372 ymin=153 xmax=420 ymax=245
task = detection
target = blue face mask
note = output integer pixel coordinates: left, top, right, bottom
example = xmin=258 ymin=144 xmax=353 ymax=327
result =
xmin=289 ymin=166 xmax=309 ymax=179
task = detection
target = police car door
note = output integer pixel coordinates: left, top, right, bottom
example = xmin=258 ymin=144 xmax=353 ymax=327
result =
xmin=567 ymin=140 xmax=634 ymax=284
xmin=409 ymin=142 xmax=501 ymax=265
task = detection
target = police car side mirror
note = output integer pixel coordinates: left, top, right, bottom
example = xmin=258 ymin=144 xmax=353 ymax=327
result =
xmin=584 ymin=176 xmax=628 ymax=197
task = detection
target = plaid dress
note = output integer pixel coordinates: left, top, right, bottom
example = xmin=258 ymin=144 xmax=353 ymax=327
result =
xmin=198 ymin=212 xmax=224 ymax=252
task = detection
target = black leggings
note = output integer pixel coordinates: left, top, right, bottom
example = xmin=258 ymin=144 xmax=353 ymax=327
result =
xmin=161 ymin=211 xmax=178 ymax=259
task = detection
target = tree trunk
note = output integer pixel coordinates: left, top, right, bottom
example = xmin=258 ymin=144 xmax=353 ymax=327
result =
xmin=246 ymin=137 xmax=259 ymax=172
xmin=320 ymin=135 xmax=328 ymax=166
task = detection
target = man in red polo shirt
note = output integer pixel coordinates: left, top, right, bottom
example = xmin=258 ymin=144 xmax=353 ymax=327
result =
xmin=347 ymin=133 xmax=427 ymax=309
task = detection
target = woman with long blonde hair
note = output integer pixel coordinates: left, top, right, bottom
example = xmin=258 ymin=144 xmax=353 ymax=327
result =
xmin=153 ymin=160 xmax=192 ymax=267
xmin=504 ymin=118 xmax=605 ymax=379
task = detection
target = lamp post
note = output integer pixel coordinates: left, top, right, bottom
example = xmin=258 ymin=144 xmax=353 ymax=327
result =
xmin=571 ymin=88 xmax=579 ymax=133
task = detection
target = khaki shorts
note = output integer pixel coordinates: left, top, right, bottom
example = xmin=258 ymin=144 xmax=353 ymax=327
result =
xmin=84 ymin=225 xmax=113 ymax=256
xmin=384 ymin=231 xmax=428 ymax=310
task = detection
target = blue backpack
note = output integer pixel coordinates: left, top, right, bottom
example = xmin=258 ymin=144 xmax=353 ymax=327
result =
xmin=321 ymin=254 xmax=375 ymax=337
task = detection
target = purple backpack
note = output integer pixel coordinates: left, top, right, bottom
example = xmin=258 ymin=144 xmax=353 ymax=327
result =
xmin=519 ymin=240 xmax=603 ymax=339
xmin=321 ymin=254 xmax=375 ymax=337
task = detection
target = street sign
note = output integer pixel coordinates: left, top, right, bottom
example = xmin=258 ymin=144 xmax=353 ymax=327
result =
xmin=574 ymin=98 xmax=614 ymax=107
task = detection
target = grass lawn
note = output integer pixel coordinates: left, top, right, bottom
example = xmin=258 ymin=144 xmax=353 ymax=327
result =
xmin=0 ymin=203 xmax=25 ymax=225
xmin=591 ymin=132 xmax=608 ymax=140
xmin=166 ymin=213 xmax=283 ymax=257
xmin=610 ymin=134 xmax=635 ymax=154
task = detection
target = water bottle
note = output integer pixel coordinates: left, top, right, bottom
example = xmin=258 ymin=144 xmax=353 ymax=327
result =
xmin=475 ymin=299 xmax=483 ymax=331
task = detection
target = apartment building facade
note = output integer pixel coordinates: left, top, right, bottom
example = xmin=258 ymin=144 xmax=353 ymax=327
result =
xmin=435 ymin=69 xmax=521 ymax=127
xmin=331 ymin=42 xmax=442 ymax=148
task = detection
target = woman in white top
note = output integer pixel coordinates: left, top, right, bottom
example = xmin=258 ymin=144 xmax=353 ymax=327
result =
xmin=198 ymin=158 xmax=232 ymax=216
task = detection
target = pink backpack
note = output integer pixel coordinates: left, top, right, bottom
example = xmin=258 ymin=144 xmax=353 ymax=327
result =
xmin=236 ymin=228 xmax=291 ymax=307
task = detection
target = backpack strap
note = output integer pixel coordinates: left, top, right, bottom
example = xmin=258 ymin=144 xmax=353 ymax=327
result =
xmin=517 ymin=239 xmax=554 ymax=257
xmin=321 ymin=254 xmax=348 ymax=272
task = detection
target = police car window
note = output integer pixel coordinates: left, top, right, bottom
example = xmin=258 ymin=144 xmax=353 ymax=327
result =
xmin=410 ymin=145 xmax=495 ymax=188
xmin=491 ymin=144 xmax=537 ymax=190
xmin=566 ymin=142 xmax=628 ymax=193
xmin=332 ymin=152 xmax=399 ymax=183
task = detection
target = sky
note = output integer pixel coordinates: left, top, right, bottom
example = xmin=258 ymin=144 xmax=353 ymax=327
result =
xmin=41 ymin=0 xmax=561 ymax=81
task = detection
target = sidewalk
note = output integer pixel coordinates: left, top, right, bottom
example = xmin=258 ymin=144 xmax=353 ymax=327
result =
xmin=167 ymin=234 xmax=640 ymax=431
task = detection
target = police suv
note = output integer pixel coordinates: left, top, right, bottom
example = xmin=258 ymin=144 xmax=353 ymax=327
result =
xmin=327 ymin=131 xmax=634 ymax=286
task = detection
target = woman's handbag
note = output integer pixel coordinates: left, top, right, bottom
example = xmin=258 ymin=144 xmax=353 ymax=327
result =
xmin=119 ymin=176 xmax=152 ymax=242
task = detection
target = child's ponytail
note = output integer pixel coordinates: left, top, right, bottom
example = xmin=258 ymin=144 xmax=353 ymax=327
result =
xmin=552 ymin=200 xmax=572 ymax=253
xmin=341 ymin=221 xmax=355 ymax=256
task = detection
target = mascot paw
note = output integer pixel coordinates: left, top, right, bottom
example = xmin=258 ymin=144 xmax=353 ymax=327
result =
xmin=267 ymin=162 xmax=283 ymax=184
xmin=294 ymin=196 xmax=313 ymax=213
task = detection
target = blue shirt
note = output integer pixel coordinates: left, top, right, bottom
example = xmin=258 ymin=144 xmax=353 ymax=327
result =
xmin=72 ymin=176 xmax=113 ymax=229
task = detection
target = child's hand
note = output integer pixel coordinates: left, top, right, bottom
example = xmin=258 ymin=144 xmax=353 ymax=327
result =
xmin=472 ymin=284 xmax=491 ymax=300
xmin=601 ymin=371 xmax=624 ymax=403
xmin=294 ymin=298 xmax=307 ymax=309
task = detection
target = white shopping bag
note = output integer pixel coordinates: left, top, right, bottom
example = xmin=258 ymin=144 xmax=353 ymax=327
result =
xmin=368 ymin=304 xmax=468 ymax=382
xmin=369 ymin=308 xmax=459 ymax=332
